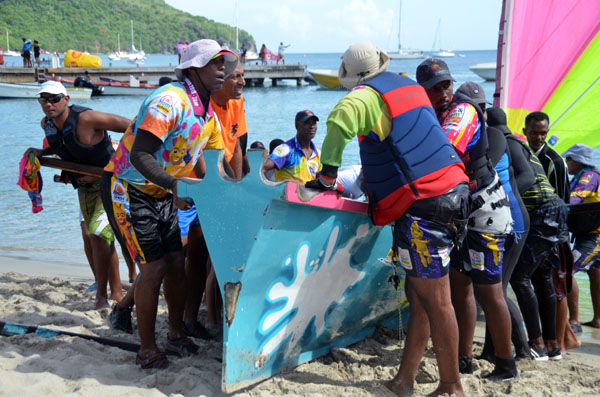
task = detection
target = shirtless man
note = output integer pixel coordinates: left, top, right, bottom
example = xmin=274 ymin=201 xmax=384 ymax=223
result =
xmin=25 ymin=80 xmax=130 ymax=309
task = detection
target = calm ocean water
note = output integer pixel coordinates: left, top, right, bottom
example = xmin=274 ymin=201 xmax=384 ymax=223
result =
xmin=0 ymin=50 xmax=596 ymax=319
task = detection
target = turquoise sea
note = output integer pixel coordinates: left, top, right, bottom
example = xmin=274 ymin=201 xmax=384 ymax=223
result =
xmin=0 ymin=50 xmax=596 ymax=321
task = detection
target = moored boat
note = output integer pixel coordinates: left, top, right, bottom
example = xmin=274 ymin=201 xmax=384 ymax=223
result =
xmin=306 ymin=69 xmax=343 ymax=89
xmin=470 ymin=62 xmax=497 ymax=81
xmin=0 ymin=82 xmax=92 ymax=99
xmin=177 ymin=150 xmax=406 ymax=392
xmin=47 ymin=75 xmax=157 ymax=96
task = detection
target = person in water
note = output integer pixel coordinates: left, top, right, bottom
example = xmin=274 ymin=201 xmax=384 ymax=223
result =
xmin=100 ymin=39 xmax=238 ymax=369
xmin=310 ymin=40 xmax=470 ymax=397
xmin=24 ymin=80 xmax=131 ymax=310
xmin=417 ymin=59 xmax=517 ymax=381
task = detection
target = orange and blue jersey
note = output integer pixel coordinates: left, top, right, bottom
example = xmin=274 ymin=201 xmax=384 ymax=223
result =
xmin=268 ymin=136 xmax=322 ymax=184
xmin=105 ymin=78 xmax=222 ymax=198
xmin=322 ymin=72 xmax=468 ymax=226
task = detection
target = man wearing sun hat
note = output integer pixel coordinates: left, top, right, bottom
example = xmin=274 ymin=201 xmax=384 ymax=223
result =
xmin=310 ymin=40 xmax=470 ymax=396
xmin=563 ymin=143 xmax=600 ymax=330
xmin=100 ymin=39 xmax=238 ymax=369
xmin=23 ymin=80 xmax=131 ymax=311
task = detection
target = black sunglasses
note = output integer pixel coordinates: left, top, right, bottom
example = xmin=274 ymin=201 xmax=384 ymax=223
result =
xmin=38 ymin=95 xmax=65 ymax=105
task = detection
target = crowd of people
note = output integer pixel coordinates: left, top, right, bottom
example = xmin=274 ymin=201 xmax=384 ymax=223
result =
xmin=22 ymin=37 xmax=599 ymax=393
xmin=20 ymin=38 xmax=41 ymax=68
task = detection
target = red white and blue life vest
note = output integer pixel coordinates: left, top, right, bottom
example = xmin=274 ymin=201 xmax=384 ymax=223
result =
xmin=360 ymin=72 xmax=468 ymax=225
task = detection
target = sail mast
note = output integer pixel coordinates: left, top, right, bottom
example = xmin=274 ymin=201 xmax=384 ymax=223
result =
xmin=6 ymin=31 xmax=9 ymax=52
xmin=130 ymin=20 xmax=134 ymax=52
xmin=398 ymin=0 xmax=402 ymax=52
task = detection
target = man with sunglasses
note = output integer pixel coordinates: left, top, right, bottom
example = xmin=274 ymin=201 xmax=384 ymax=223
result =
xmin=24 ymin=80 xmax=131 ymax=310
xmin=100 ymin=39 xmax=238 ymax=369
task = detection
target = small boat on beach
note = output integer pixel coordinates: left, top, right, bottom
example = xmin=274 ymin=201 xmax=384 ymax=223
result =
xmin=177 ymin=150 xmax=406 ymax=392
xmin=0 ymin=82 xmax=92 ymax=99
xmin=306 ymin=69 xmax=343 ymax=89
xmin=47 ymin=75 xmax=157 ymax=96
xmin=470 ymin=62 xmax=496 ymax=81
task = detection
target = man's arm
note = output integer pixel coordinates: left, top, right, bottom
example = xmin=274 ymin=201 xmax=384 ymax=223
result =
xmin=79 ymin=110 xmax=131 ymax=133
xmin=570 ymin=171 xmax=600 ymax=205
xmin=441 ymin=103 xmax=480 ymax=156
xmin=229 ymin=139 xmax=243 ymax=179
xmin=25 ymin=117 xmax=55 ymax=158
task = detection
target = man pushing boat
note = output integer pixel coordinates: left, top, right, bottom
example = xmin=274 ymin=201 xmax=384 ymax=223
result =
xmin=24 ymin=80 xmax=131 ymax=310
xmin=306 ymin=40 xmax=470 ymax=397
xmin=99 ymin=39 xmax=238 ymax=369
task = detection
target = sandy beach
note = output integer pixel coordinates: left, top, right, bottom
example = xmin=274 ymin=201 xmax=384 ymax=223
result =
xmin=1 ymin=257 xmax=600 ymax=397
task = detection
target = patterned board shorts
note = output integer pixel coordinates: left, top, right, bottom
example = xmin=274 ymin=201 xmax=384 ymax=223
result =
xmin=572 ymin=233 xmax=600 ymax=271
xmin=77 ymin=182 xmax=114 ymax=244
xmin=451 ymin=229 xmax=506 ymax=284
xmin=392 ymin=183 xmax=470 ymax=279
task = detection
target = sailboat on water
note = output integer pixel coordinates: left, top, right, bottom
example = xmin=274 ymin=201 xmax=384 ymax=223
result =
xmin=389 ymin=0 xmax=423 ymax=60
xmin=4 ymin=31 xmax=22 ymax=57
xmin=116 ymin=20 xmax=146 ymax=62
xmin=431 ymin=20 xmax=455 ymax=58
xmin=108 ymin=33 xmax=121 ymax=60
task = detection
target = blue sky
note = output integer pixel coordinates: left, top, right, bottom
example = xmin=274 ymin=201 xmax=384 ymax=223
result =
xmin=165 ymin=0 xmax=503 ymax=53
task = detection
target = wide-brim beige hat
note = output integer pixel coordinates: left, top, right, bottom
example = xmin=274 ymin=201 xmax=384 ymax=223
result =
xmin=175 ymin=39 xmax=238 ymax=81
xmin=338 ymin=40 xmax=390 ymax=89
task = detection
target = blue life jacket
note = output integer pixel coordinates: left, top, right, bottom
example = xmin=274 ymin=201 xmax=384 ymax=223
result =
xmin=360 ymin=72 xmax=468 ymax=225
xmin=44 ymin=104 xmax=114 ymax=187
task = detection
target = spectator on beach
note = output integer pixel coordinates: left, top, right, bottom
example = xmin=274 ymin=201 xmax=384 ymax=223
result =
xmin=417 ymin=58 xmax=516 ymax=381
xmin=277 ymin=42 xmax=290 ymax=64
xmin=310 ymin=40 xmax=470 ymax=396
xmin=563 ymin=143 xmax=600 ymax=330
xmin=262 ymin=110 xmax=322 ymax=184
xmin=33 ymin=40 xmax=41 ymax=68
xmin=22 ymin=38 xmax=32 ymax=68
xmin=100 ymin=39 xmax=238 ymax=369
xmin=24 ymin=80 xmax=130 ymax=309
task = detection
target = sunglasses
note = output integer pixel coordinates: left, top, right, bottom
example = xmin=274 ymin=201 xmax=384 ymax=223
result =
xmin=38 ymin=95 xmax=65 ymax=105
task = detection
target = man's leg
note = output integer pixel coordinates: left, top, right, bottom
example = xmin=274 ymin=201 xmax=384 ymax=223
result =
xmin=450 ymin=267 xmax=476 ymax=362
xmin=80 ymin=220 xmax=96 ymax=280
xmin=587 ymin=268 xmax=600 ymax=327
xmin=568 ymin=276 xmax=580 ymax=326
xmin=387 ymin=275 xmax=463 ymax=397
xmin=473 ymin=282 xmax=513 ymax=359
xmin=183 ymin=225 xmax=209 ymax=329
xmin=162 ymin=250 xmax=188 ymax=341
xmin=90 ymin=235 xmax=122 ymax=308
xmin=106 ymin=241 xmax=124 ymax=301
xmin=135 ymin=256 xmax=170 ymax=359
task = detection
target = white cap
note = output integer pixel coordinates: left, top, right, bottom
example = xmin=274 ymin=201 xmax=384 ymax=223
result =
xmin=38 ymin=80 xmax=68 ymax=96
xmin=174 ymin=39 xmax=238 ymax=82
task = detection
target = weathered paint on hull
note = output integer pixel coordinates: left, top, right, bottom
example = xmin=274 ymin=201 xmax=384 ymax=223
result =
xmin=178 ymin=150 xmax=407 ymax=392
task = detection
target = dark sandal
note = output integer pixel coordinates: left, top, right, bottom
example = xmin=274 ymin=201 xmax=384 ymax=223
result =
xmin=136 ymin=352 xmax=169 ymax=369
xmin=108 ymin=304 xmax=133 ymax=334
xmin=182 ymin=321 xmax=212 ymax=340
xmin=165 ymin=336 xmax=199 ymax=357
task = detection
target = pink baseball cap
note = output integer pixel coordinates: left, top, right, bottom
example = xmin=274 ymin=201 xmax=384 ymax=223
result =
xmin=175 ymin=39 xmax=238 ymax=81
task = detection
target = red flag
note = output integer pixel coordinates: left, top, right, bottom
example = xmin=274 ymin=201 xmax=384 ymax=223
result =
xmin=99 ymin=29 xmax=107 ymax=33
xmin=265 ymin=48 xmax=278 ymax=61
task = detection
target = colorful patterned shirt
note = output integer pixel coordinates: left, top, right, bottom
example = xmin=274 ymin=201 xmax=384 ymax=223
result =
xmin=440 ymin=101 xmax=481 ymax=156
xmin=268 ymin=136 xmax=322 ymax=184
xmin=105 ymin=79 xmax=222 ymax=198
xmin=570 ymin=167 xmax=600 ymax=204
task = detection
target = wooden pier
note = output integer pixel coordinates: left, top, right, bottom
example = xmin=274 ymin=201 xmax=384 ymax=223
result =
xmin=0 ymin=63 xmax=307 ymax=86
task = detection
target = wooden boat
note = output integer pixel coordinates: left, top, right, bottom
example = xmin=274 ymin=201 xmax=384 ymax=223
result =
xmin=469 ymin=62 xmax=496 ymax=81
xmin=306 ymin=69 xmax=343 ymax=89
xmin=178 ymin=150 xmax=407 ymax=392
xmin=0 ymin=82 xmax=92 ymax=99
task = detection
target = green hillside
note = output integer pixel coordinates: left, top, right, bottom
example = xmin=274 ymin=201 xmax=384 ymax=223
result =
xmin=0 ymin=0 xmax=255 ymax=54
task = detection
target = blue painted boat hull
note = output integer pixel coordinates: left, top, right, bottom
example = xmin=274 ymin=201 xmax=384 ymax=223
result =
xmin=178 ymin=150 xmax=407 ymax=392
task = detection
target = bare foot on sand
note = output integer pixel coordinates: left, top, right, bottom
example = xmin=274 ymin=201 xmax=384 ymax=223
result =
xmin=384 ymin=379 xmax=413 ymax=396
xmin=95 ymin=296 xmax=110 ymax=310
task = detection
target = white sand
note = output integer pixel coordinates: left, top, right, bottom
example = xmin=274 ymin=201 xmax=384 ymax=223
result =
xmin=1 ymin=270 xmax=600 ymax=397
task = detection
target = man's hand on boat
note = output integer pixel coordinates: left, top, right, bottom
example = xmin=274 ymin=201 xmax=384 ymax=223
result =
xmin=24 ymin=146 xmax=53 ymax=159
xmin=172 ymin=184 xmax=193 ymax=211
xmin=305 ymin=175 xmax=344 ymax=194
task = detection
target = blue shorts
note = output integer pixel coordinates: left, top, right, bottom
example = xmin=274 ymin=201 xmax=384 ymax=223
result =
xmin=573 ymin=233 xmax=600 ymax=271
xmin=178 ymin=206 xmax=200 ymax=237
xmin=393 ymin=183 xmax=470 ymax=279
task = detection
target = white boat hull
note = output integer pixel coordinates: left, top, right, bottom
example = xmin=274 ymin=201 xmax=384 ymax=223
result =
xmin=306 ymin=69 xmax=343 ymax=89
xmin=390 ymin=51 xmax=423 ymax=60
xmin=432 ymin=50 xmax=455 ymax=58
xmin=101 ymin=85 xmax=154 ymax=96
xmin=0 ymin=82 xmax=91 ymax=99
xmin=469 ymin=62 xmax=497 ymax=81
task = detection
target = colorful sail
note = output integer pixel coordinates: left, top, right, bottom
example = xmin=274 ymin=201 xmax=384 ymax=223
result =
xmin=494 ymin=0 xmax=600 ymax=153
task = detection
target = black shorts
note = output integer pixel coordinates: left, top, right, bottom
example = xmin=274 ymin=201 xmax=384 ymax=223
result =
xmin=100 ymin=172 xmax=182 ymax=265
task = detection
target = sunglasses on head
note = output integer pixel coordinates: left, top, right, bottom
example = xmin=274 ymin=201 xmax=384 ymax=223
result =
xmin=38 ymin=95 xmax=65 ymax=105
